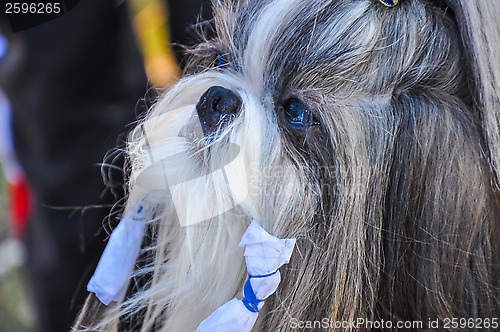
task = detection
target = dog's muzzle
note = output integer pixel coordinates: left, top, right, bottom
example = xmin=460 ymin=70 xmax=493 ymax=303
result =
xmin=196 ymin=86 xmax=242 ymax=137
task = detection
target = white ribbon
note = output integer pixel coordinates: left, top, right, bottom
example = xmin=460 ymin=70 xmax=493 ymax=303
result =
xmin=87 ymin=216 xmax=296 ymax=332
xmin=196 ymin=221 xmax=296 ymax=332
xmin=87 ymin=205 xmax=145 ymax=305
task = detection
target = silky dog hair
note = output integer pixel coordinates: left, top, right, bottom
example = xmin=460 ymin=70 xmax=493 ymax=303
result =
xmin=75 ymin=0 xmax=500 ymax=330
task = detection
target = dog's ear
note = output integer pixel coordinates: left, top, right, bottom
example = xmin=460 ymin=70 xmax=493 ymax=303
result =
xmin=445 ymin=0 xmax=500 ymax=188
xmin=376 ymin=89 xmax=500 ymax=320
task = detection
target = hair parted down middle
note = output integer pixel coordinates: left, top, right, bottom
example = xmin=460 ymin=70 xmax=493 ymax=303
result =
xmin=74 ymin=0 xmax=500 ymax=331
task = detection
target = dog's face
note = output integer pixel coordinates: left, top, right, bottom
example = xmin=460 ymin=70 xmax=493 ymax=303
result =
xmin=120 ymin=0 xmax=499 ymax=330
xmin=133 ymin=0 xmax=465 ymax=228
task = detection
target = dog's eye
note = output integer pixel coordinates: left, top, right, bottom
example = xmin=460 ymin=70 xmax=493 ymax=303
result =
xmin=283 ymin=99 xmax=320 ymax=129
xmin=210 ymin=54 xmax=227 ymax=68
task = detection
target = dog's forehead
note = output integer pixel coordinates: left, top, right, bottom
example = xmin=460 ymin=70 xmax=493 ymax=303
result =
xmin=219 ymin=0 xmax=376 ymax=92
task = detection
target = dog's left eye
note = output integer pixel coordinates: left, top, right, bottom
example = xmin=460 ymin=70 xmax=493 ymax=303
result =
xmin=210 ymin=54 xmax=227 ymax=68
xmin=283 ymin=99 xmax=320 ymax=129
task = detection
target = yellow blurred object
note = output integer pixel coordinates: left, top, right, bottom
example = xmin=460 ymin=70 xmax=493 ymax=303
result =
xmin=129 ymin=0 xmax=180 ymax=88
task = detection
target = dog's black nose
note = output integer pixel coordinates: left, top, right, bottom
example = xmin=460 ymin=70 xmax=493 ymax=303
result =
xmin=196 ymin=86 xmax=242 ymax=136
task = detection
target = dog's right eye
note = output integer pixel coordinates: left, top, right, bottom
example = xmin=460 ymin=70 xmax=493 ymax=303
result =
xmin=282 ymin=98 xmax=320 ymax=130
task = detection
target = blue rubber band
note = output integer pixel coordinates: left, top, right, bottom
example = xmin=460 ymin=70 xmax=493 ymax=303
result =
xmin=241 ymin=270 xmax=279 ymax=313
xmin=248 ymin=269 xmax=278 ymax=279
xmin=132 ymin=205 xmax=144 ymax=221
xmin=242 ymin=278 xmax=260 ymax=312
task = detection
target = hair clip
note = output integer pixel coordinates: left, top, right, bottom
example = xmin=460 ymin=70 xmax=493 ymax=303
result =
xmin=378 ymin=0 xmax=399 ymax=7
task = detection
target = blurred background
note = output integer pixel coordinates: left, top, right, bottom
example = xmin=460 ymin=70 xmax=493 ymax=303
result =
xmin=0 ymin=0 xmax=210 ymax=331
xmin=0 ymin=175 xmax=33 ymax=331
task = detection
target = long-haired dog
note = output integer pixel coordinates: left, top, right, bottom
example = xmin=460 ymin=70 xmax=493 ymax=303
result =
xmin=75 ymin=0 xmax=500 ymax=330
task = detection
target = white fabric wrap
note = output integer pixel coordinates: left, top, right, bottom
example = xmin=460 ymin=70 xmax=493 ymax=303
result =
xmin=87 ymin=211 xmax=145 ymax=306
xmin=196 ymin=221 xmax=296 ymax=332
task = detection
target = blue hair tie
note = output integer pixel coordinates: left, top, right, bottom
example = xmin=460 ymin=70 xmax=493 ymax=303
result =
xmin=241 ymin=270 xmax=279 ymax=313
xmin=242 ymin=278 xmax=261 ymax=312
